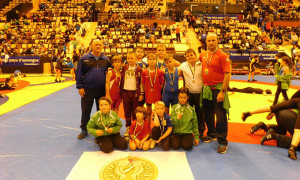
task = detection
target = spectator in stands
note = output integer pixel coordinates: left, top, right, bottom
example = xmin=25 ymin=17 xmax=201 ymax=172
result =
xmin=291 ymin=31 xmax=299 ymax=45
xmin=0 ymin=56 xmax=2 ymax=74
xmin=175 ymin=25 xmax=181 ymax=43
xmin=293 ymin=58 xmax=300 ymax=78
xmin=76 ymin=39 xmax=110 ymax=139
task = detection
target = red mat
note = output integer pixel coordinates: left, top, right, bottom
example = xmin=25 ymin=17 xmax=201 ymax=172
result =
xmin=228 ymin=122 xmax=278 ymax=146
xmin=0 ymin=80 xmax=30 ymax=94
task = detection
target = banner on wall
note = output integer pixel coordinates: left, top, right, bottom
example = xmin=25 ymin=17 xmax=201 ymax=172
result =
xmin=0 ymin=56 xmax=40 ymax=66
xmin=229 ymin=51 xmax=278 ymax=61
xmin=205 ymin=15 xmax=238 ymax=20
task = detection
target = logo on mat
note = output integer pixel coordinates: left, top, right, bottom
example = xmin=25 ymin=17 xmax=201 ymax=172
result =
xmin=100 ymin=156 xmax=158 ymax=180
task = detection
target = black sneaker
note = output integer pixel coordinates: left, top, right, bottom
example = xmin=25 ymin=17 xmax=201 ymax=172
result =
xmin=288 ymin=145 xmax=297 ymax=160
xmin=250 ymin=122 xmax=268 ymax=134
xmin=260 ymin=129 xmax=276 ymax=145
xmin=199 ymin=133 xmax=204 ymax=141
xmin=252 ymin=79 xmax=257 ymax=82
xmin=247 ymin=80 xmax=252 ymax=83
xmin=78 ymin=130 xmax=88 ymax=139
xmin=242 ymin=111 xmax=251 ymax=122
xmin=217 ymin=144 xmax=228 ymax=154
xmin=202 ymin=136 xmax=217 ymax=143
xmin=55 ymin=79 xmax=58 ymax=82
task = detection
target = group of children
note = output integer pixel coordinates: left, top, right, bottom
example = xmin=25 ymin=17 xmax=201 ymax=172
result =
xmin=86 ymin=45 xmax=205 ymax=153
xmin=87 ymin=87 xmax=198 ymax=153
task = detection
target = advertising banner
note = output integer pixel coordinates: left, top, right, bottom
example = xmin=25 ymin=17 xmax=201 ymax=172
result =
xmin=229 ymin=51 xmax=278 ymax=61
xmin=1 ymin=56 xmax=40 ymax=66
xmin=205 ymin=15 xmax=238 ymax=20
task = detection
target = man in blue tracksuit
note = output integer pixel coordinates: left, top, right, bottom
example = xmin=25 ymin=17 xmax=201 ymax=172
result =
xmin=76 ymin=39 xmax=111 ymax=139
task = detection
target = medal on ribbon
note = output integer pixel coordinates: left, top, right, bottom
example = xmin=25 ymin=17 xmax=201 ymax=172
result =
xmin=99 ymin=111 xmax=112 ymax=132
xmin=168 ymin=68 xmax=175 ymax=92
xmin=205 ymin=68 xmax=209 ymax=75
xmin=149 ymin=68 xmax=157 ymax=92
xmin=188 ymin=62 xmax=195 ymax=83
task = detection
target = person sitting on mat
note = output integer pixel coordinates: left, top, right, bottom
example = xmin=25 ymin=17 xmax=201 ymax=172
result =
xmin=170 ymin=87 xmax=199 ymax=150
xmin=87 ymin=97 xmax=127 ymax=153
xmin=128 ymin=106 xmax=151 ymax=151
xmin=242 ymin=91 xmax=300 ymax=160
xmin=150 ymin=101 xmax=173 ymax=150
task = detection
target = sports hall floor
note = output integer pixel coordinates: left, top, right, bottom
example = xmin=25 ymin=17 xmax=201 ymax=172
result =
xmin=0 ymin=74 xmax=300 ymax=180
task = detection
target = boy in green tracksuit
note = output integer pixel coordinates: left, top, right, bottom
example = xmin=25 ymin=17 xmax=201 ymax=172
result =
xmin=87 ymin=97 xmax=127 ymax=153
xmin=170 ymin=87 xmax=200 ymax=150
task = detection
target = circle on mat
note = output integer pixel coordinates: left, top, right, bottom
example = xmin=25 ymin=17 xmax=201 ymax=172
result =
xmin=100 ymin=156 xmax=158 ymax=180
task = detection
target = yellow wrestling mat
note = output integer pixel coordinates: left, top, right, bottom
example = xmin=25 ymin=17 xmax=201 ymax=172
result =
xmin=0 ymin=74 xmax=75 ymax=116
xmin=228 ymin=81 xmax=298 ymax=124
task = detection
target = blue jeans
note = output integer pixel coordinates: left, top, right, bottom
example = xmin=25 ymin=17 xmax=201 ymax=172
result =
xmin=203 ymin=89 xmax=228 ymax=145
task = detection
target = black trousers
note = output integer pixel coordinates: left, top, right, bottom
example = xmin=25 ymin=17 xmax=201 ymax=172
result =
xmin=268 ymin=110 xmax=300 ymax=151
xmin=152 ymin=126 xmax=171 ymax=151
xmin=189 ymin=93 xmax=205 ymax=136
xmin=95 ymin=133 xmax=128 ymax=153
xmin=80 ymin=88 xmax=105 ymax=131
xmin=273 ymin=81 xmax=289 ymax=105
xmin=176 ymin=33 xmax=181 ymax=43
xmin=271 ymin=98 xmax=300 ymax=129
xmin=171 ymin=133 xmax=193 ymax=150
xmin=203 ymin=89 xmax=228 ymax=145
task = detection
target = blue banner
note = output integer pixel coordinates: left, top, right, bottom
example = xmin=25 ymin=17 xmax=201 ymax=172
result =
xmin=1 ymin=56 xmax=40 ymax=66
xmin=229 ymin=51 xmax=278 ymax=61
xmin=204 ymin=15 xmax=238 ymax=20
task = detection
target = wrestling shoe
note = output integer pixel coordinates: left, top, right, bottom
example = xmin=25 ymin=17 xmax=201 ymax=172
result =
xmin=252 ymin=79 xmax=257 ymax=82
xmin=217 ymin=144 xmax=228 ymax=154
xmin=150 ymin=139 xmax=156 ymax=149
xmin=250 ymin=122 xmax=268 ymax=134
xmin=288 ymin=145 xmax=297 ymax=160
xmin=199 ymin=133 xmax=205 ymax=141
xmin=202 ymin=136 xmax=217 ymax=143
xmin=77 ymin=130 xmax=88 ymax=139
xmin=242 ymin=111 xmax=251 ymax=121
xmin=260 ymin=129 xmax=276 ymax=145
xmin=247 ymin=80 xmax=252 ymax=83
xmin=124 ymin=126 xmax=130 ymax=142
